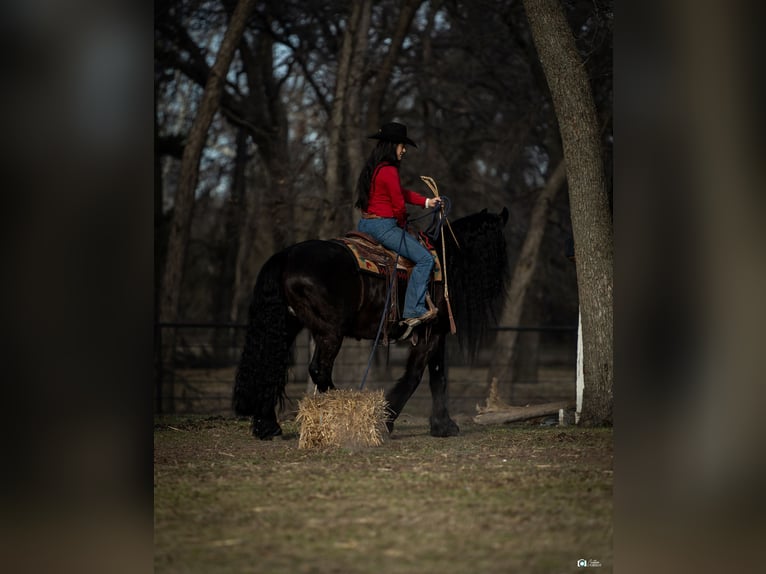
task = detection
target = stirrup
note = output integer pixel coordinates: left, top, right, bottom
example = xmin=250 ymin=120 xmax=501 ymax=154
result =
xmin=397 ymin=307 xmax=438 ymax=339
xmin=397 ymin=322 xmax=416 ymax=341
xmin=397 ymin=316 xmax=422 ymax=341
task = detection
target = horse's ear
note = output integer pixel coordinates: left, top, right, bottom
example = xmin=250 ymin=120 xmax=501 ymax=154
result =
xmin=500 ymin=206 xmax=509 ymax=226
xmin=480 ymin=208 xmax=488 ymax=214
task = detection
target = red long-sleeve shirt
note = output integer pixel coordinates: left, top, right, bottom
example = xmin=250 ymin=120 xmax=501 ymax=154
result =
xmin=365 ymin=164 xmax=427 ymax=227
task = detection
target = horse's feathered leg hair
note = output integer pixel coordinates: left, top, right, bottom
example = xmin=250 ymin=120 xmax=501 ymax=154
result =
xmin=233 ymin=248 xmax=302 ymax=439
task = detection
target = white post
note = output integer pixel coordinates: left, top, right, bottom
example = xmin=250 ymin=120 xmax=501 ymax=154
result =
xmin=575 ymin=309 xmax=584 ymax=424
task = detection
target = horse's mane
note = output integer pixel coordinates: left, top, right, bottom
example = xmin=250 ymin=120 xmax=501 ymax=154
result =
xmin=441 ymin=209 xmax=509 ymax=360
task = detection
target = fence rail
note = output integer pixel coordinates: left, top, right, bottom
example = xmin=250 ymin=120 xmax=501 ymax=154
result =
xmin=155 ymin=322 xmax=577 ymax=418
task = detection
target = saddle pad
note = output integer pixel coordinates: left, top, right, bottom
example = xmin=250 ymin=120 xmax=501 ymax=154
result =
xmin=333 ymin=231 xmax=443 ymax=282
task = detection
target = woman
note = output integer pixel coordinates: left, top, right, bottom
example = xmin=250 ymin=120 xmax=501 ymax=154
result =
xmin=355 ymin=122 xmax=442 ymax=329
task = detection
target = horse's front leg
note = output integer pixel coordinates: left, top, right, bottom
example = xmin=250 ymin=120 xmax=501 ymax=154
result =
xmin=427 ymin=334 xmax=459 ymax=437
xmin=385 ymin=331 xmax=439 ymax=433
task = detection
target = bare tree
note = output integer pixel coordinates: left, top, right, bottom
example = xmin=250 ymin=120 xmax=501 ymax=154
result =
xmin=153 ymin=0 xmax=608 ymax=389
xmin=212 ymin=127 xmax=250 ymax=358
xmin=523 ymin=0 xmax=614 ymax=425
xmin=365 ymin=0 xmax=423 ymax=134
xmin=485 ymin=159 xmax=567 ymax=400
xmin=158 ymin=0 xmax=256 ymax=408
xmin=235 ymin=27 xmax=293 ymax=249
xmin=320 ymin=0 xmax=371 ymax=239
xmin=320 ymin=0 xmax=424 ymax=238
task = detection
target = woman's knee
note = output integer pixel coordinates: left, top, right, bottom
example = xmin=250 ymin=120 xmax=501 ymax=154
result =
xmin=416 ymin=252 xmax=435 ymax=269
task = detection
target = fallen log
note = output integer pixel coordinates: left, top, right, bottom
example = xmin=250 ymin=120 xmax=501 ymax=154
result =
xmin=473 ymin=377 xmax=574 ymax=425
xmin=473 ymin=401 xmax=574 ymax=425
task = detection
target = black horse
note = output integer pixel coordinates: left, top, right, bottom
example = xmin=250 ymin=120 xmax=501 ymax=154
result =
xmin=233 ymin=207 xmax=509 ymax=439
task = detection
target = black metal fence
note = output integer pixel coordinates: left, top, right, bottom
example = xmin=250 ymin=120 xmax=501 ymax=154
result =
xmin=154 ymin=322 xmax=578 ymax=418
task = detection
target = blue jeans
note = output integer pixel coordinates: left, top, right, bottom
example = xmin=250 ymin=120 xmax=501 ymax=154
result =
xmin=358 ymin=218 xmax=435 ymax=319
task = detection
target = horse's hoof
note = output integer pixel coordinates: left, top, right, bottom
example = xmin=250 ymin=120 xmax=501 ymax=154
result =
xmin=253 ymin=419 xmax=283 ymax=440
xmin=385 ymin=420 xmax=395 ymax=434
xmin=429 ymin=418 xmax=459 ymax=437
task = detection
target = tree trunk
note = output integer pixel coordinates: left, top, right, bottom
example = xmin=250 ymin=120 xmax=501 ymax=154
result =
xmin=158 ymin=0 xmax=255 ymax=410
xmin=513 ymin=299 xmax=542 ymax=384
xmin=344 ymin=0 xmax=373 ymax=232
xmin=154 ymin=92 xmax=164 ymax=325
xmin=264 ymin=142 xmax=293 ymax=249
xmin=485 ymin=159 xmax=566 ymax=402
xmin=236 ymin=29 xmax=293 ymax=250
xmin=213 ymin=127 xmax=249 ymax=361
xmin=523 ymin=0 xmax=614 ymax=425
xmin=159 ymin=0 xmax=255 ymax=325
xmin=231 ymin=170 xmax=262 ymax=325
xmin=320 ymin=1 xmax=369 ymax=239
xmin=419 ymin=0 xmax=444 ymax=164
xmin=365 ymin=0 xmax=423 ymax=134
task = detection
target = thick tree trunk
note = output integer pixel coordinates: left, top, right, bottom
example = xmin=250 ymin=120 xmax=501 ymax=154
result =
xmin=158 ymin=0 xmax=255 ymax=410
xmin=236 ymin=30 xmax=293 ymax=250
xmin=523 ymin=0 xmax=614 ymax=425
xmin=485 ymin=159 xmax=566 ymax=402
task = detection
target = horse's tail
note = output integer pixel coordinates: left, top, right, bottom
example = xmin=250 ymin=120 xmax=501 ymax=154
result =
xmin=233 ymin=248 xmax=298 ymax=418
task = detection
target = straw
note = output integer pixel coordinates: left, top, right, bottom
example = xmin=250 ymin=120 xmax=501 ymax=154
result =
xmin=296 ymin=389 xmax=391 ymax=449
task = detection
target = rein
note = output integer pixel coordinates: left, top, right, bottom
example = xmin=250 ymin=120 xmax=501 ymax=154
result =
xmin=409 ymin=195 xmax=452 ymax=240
xmin=420 ymin=176 xmax=458 ymax=334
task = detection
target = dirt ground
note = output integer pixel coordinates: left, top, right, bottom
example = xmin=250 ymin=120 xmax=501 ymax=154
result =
xmin=154 ymin=414 xmax=612 ymax=574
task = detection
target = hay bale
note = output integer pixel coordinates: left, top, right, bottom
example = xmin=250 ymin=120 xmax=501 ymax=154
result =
xmin=296 ymin=389 xmax=391 ymax=449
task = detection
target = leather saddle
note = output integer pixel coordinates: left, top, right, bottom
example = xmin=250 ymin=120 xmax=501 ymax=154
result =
xmin=332 ymin=231 xmax=442 ymax=282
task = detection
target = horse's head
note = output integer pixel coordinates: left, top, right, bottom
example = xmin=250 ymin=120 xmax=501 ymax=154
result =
xmin=455 ymin=204 xmax=509 ymax=250
xmin=488 ymin=206 xmax=509 ymax=225
xmin=445 ymin=208 xmax=510 ymax=359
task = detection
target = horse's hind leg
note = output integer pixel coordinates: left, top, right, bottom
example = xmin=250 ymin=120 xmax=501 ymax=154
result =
xmin=252 ymin=315 xmax=303 ymax=440
xmin=427 ymin=335 xmax=459 ymax=437
xmin=308 ymin=333 xmax=343 ymax=392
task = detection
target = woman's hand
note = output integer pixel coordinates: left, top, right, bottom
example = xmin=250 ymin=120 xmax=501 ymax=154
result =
xmin=426 ymin=197 xmax=442 ymax=209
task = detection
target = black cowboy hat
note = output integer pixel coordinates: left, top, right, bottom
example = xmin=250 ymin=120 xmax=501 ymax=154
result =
xmin=368 ymin=122 xmax=417 ymax=148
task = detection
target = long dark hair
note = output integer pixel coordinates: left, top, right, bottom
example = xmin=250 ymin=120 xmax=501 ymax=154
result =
xmin=354 ymin=140 xmax=401 ymax=210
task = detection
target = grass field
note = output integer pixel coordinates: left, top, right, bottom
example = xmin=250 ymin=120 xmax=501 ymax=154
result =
xmin=154 ymin=414 xmax=612 ymax=573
